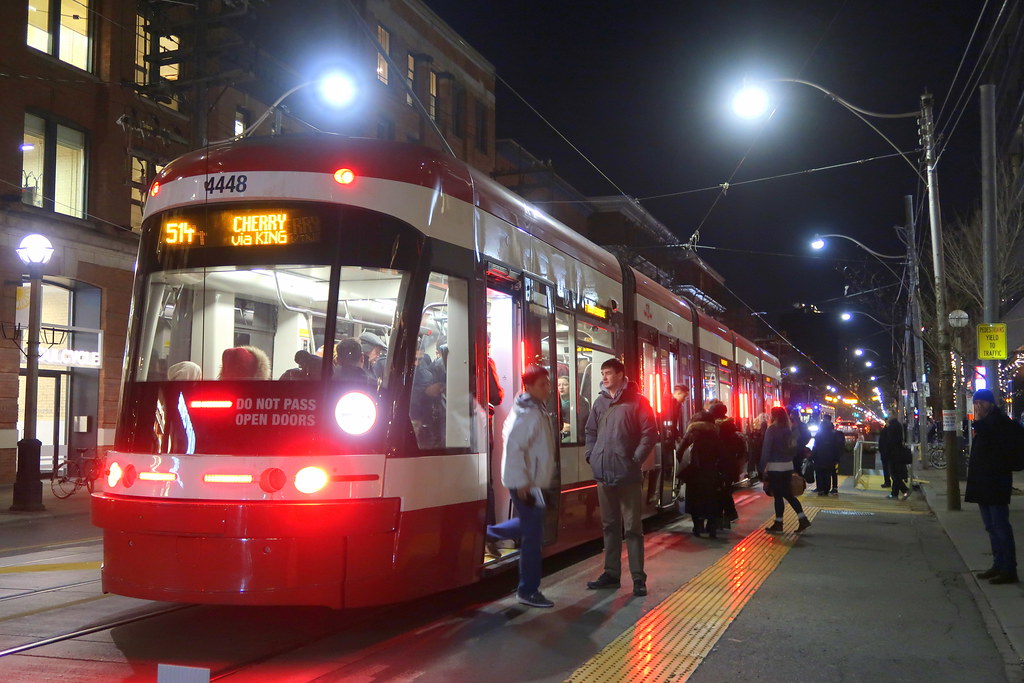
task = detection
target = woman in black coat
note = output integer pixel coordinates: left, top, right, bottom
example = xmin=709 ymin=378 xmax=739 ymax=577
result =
xmin=679 ymin=413 xmax=726 ymax=538
xmin=966 ymin=389 xmax=1023 ymax=584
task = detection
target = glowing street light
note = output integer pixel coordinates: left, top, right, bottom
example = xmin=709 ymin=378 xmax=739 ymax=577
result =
xmin=854 ymin=348 xmax=864 ymax=356
xmin=238 ymin=71 xmax=359 ymax=140
xmin=809 ymin=234 xmax=904 ymax=260
xmin=732 ymin=85 xmax=770 ymax=119
xmin=865 ymin=361 xmax=874 ymax=368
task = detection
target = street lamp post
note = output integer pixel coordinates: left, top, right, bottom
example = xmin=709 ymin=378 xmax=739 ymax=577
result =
xmin=11 ymin=234 xmax=54 ymax=512
xmin=737 ymin=80 xmax=958 ymax=507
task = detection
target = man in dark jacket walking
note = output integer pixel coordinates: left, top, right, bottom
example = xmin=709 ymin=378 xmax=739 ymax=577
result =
xmin=585 ymin=358 xmax=657 ymax=597
xmin=878 ymin=417 xmax=902 ymax=489
xmin=812 ymin=417 xmax=842 ymax=495
xmin=967 ymin=389 xmax=1023 ymax=584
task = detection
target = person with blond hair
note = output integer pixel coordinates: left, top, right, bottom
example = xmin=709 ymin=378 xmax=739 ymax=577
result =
xmin=759 ymin=406 xmax=811 ymax=534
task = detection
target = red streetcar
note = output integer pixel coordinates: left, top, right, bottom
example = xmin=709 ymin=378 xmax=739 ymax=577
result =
xmin=92 ymin=135 xmax=781 ymax=608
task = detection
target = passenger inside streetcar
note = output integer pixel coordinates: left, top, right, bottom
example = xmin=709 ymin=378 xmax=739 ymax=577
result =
xmin=168 ymin=360 xmax=202 ymax=381
xmin=219 ymin=346 xmax=271 ymax=380
xmin=333 ymin=337 xmax=373 ymax=385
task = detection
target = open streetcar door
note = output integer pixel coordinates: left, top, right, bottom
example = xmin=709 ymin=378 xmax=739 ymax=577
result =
xmin=521 ymin=276 xmax=561 ymax=544
xmin=485 ymin=269 xmax=562 ymax=555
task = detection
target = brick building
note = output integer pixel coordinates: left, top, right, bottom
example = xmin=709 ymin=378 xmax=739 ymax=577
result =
xmin=0 ymin=0 xmax=495 ymax=484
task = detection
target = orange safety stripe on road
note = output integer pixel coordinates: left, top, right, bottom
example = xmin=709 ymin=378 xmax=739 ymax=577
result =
xmin=567 ymin=507 xmax=818 ymax=683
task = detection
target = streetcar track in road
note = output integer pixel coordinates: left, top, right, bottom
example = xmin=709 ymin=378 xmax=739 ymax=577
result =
xmin=0 ymin=603 xmax=196 ymax=658
xmin=0 ymin=593 xmax=110 ymax=624
xmin=0 ymin=578 xmax=101 ymax=603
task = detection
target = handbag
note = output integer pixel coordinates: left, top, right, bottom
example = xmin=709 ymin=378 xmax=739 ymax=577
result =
xmin=801 ymin=457 xmax=815 ymax=484
xmin=790 ymin=472 xmax=807 ymax=497
xmin=679 ymin=443 xmax=694 ymax=469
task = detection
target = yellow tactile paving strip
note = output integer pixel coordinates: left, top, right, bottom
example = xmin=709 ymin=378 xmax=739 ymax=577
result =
xmin=566 ymin=506 xmax=816 ymax=683
xmin=567 ymin=479 xmax=925 ymax=682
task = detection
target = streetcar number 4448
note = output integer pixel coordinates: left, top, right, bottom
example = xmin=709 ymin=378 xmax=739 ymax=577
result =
xmin=204 ymin=174 xmax=248 ymax=194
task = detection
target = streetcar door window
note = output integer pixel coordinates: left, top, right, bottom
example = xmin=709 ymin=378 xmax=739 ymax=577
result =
xmin=486 ymin=286 xmax=516 ymax=536
xmin=410 ymin=272 xmax=473 ymax=450
xmin=701 ymin=361 xmax=718 ymax=406
xmin=522 ymin=279 xmax=560 ymax=545
xmin=554 ymin=310 xmax=578 ymax=444
xmin=577 ymin=318 xmax=615 ymax=425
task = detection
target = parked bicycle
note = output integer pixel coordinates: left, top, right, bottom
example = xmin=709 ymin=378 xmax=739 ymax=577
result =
xmin=51 ymin=448 xmax=104 ymax=499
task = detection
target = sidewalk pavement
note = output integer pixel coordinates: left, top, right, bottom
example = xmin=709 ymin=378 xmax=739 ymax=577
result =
xmin=0 ymin=480 xmax=92 ymax=527
xmin=916 ymin=463 xmax=1024 ymax=665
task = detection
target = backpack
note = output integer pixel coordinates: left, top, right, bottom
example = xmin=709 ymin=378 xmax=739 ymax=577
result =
xmin=1010 ymin=420 xmax=1024 ymax=472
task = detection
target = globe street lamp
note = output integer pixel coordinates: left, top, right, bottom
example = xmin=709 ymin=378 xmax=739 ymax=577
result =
xmin=11 ymin=234 xmax=54 ymax=512
xmin=734 ymin=77 xmax=957 ymax=507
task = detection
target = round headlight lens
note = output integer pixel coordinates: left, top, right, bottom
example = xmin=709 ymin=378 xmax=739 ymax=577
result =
xmin=334 ymin=392 xmax=377 ymax=435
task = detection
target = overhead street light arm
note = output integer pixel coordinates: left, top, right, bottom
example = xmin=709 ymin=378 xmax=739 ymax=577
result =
xmin=814 ymin=233 xmax=905 ymax=260
xmin=738 ymin=78 xmax=926 ymax=182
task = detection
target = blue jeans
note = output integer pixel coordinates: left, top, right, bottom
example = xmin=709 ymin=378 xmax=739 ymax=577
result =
xmin=486 ymin=488 xmax=545 ymax=596
xmin=979 ymin=504 xmax=1017 ymax=574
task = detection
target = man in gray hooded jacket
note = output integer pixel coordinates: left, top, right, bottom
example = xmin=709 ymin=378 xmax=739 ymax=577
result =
xmin=584 ymin=358 xmax=658 ymax=596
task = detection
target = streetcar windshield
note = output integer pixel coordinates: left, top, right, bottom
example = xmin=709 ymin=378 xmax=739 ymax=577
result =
xmin=134 ymin=264 xmax=405 ymax=384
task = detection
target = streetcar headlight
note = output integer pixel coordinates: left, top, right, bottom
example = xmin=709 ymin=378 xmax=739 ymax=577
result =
xmin=334 ymin=392 xmax=376 ymax=435
xmin=107 ymin=461 xmax=123 ymax=488
xmin=295 ymin=466 xmax=328 ymax=494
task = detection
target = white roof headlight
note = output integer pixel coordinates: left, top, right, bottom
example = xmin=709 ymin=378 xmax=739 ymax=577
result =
xmin=334 ymin=392 xmax=377 ymax=435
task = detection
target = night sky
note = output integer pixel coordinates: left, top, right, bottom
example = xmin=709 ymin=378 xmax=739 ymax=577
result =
xmin=421 ymin=0 xmax=988 ymax=377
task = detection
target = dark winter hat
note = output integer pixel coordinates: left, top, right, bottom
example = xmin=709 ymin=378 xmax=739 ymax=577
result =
xmin=359 ymin=331 xmax=386 ymax=353
xmin=973 ymin=389 xmax=996 ymax=404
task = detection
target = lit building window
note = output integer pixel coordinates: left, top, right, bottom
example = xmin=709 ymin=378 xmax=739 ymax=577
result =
xmin=22 ymin=112 xmax=87 ymax=219
xmin=27 ymin=0 xmax=92 ymax=71
xmin=134 ymin=13 xmax=179 ymax=110
xmin=376 ymin=25 xmax=390 ymax=85
xmin=429 ymin=71 xmax=438 ymax=121
xmin=234 ymin=108 xmax=250 ymax=137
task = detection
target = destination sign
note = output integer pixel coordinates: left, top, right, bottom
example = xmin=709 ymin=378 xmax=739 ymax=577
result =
xmin=159 ymin=206 xmax=322 ymax=249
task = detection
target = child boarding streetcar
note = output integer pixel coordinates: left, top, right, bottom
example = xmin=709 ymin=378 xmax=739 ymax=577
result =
xmin=92 ymin=134 xmax=781 ymax=609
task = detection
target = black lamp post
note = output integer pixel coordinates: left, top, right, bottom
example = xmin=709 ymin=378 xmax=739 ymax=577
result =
xmin=11 ymin=234 xmax=54 ymax=512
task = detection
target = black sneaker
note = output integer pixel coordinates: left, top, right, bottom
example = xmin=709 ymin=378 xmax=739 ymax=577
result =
xmin=989 ymin=572 xmax=1020 ymax=585
xmin=633 ymin=580 xmax=647 ymax=597
xmin=518 ymin=591 xmax=554 ymax=608
xmin=977 ymin=568 xmax=1001 ymax=580
xmin=796 ymin=517 xmax=812 ymax=533
xmin=765 ymin=521 xmax=783 ymax=533
xmin=586 ymin=573 xmax=621 ymax=590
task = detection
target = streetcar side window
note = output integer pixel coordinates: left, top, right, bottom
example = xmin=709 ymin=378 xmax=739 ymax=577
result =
xmin=410 ymin=272 xmax=475 ymax=451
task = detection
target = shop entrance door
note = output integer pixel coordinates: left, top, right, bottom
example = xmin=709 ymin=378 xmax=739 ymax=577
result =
xmin=18 ymin=370 xmax=69 ymax=474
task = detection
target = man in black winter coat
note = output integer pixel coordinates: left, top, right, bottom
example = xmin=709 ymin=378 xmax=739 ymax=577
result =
xmin=966 ymin=389 xmax=1024 ymax=585
xmin=878 ymin=417 xmax=903 ymax=489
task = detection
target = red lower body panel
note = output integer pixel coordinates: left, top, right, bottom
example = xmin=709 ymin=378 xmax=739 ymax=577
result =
xmin=91 ymin=494 xmax=487 ymax=609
